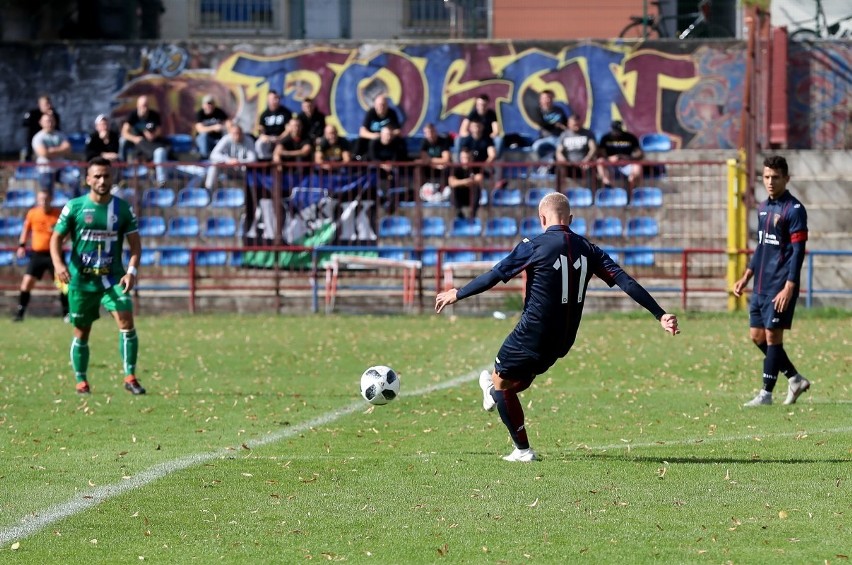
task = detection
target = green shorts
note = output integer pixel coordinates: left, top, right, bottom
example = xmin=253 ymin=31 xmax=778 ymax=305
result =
xmin=67 ymin=285 xmax=134 ymax=327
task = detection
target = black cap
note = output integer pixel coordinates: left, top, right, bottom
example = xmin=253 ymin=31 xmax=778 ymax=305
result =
xmin=611 ymin=120 xmax=623 ymax=130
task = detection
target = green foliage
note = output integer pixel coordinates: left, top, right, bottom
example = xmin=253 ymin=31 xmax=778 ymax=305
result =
xmin=0 ymin=312 xmax=849 ymax=562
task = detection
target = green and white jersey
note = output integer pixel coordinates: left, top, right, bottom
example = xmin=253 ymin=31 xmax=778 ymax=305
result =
xmin=54 ymin=194 xmax=138 ymax=291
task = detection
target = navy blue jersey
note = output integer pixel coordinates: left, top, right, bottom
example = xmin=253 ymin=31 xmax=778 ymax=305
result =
xmin=749 ymin=190 xmax=808 ymax=295
xmin=493 ymin=225 xmax=622 ymax=359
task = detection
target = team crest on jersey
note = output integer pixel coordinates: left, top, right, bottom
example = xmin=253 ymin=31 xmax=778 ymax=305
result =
xmin=83 ymin=209 xmax=94 ymax=224
xmin=773 ymin=213 xmax=781 ymax=227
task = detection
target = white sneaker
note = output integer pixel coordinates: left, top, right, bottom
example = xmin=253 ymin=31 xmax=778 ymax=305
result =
xmin=479 ymin=370 xmax=496 ymax=412
xmin=783 ymin=375 xmax=810 ymax=405
xmin=743 ymin=390 xmax=773 ymax=407
xmin=502 ymin=448 xmax=537 ymax=462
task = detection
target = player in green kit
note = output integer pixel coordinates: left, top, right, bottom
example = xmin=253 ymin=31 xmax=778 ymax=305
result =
xmin=50 ymin=157 xmax=146 ymax=395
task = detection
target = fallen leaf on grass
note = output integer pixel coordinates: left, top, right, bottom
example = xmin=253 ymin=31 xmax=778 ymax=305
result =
xmin=778 ymin=510 xmax=788 ymax=519
xmin=528 ymin=498 xmax=539 ymax=507
xmin=11 ymin=542 xmax=20 ymax=550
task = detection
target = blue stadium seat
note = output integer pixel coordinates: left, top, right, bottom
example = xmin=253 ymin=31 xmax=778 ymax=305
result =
xmin=51 ymin=190 xmax=71 ymax=208
xmin=595 ymin=187 xmax=628 ymax=208
xmin=125 ymin=248 xmax=158 ymax=266
xmin=137 ymin=216 xmax=166 ymax=237
xmin=565 ymin=187 xmax=593 ymax=208
xmin=14 ymin=166 xmax=38 ymax=181
xmin=378 ymin=248 xmax=411 ymax=261
xmin=520 ymin=217 xmax=540 ymax=239
xmin=168 ymin=216 xmax=200 ymax=238
xmin=482 ymin=250 xmax=510 ymax=263
xmin=420 ymin=248 xmax=438 ymax=266
xmin=204 ymin=216 xmax=237 ymax=238
xmin=445 ymin=250 xmax=478 ymax=263
xmin=68 ymin=132 xmax=88 ymax=154
xmin=177 ymin=187 xmax=211 ymax=208
xmin=115 ymin=188 xmax=138 ymax=205
xmin=142 ymin=188 xmax=175 ymax=208
xmin=58 ymin=166 xmax=81 ymax=187
xmin=484 ymin=217 xmax=518 ymax=238
xmin=590 ymin=217 xmax=623 ymax=238
xmin=122 ymin=165 xmax=149 ymax=180
xmin=378 ymin=216 xmax=413 ymax=238
xmin=525 ymin=187 xmax=555 ymax=207
xmin=601 ymin=247 xmax=621 ymax=263
xmin=421 ymin=216 xmax=445 ymax=238
xmin=571 ymin=217 xmax=587 ymax=236
xmin=0 ymin=250 xmax=15 ymax=266
xmin=491 ymin=188 xmax=522 ymax=207
xmin=624 ymin=250 xmax=655 ymax=266
xmin=639 ymin=133 xmax=672 ymax=153
xmin=450 ymin=217 xmax=482 ymax=237
xmin=626 ymin=217 xmax=659 ymax=238
xmin=159 ymin=246 xmax=191 ymax=266
xmin=196 ymin=250 xmax=228 ymax=267
xmin=230 ymin=251 xmax=244 ymax=267
xmin=168 ymin=134 xmax=194 ymax=154
xmin=405 ymin=136 xmax=424 ymax=158
xmin=3 ymin=189 xmax=36 ymax=209
xmin=630 ymin=186 xmax=663 ymax=208
xmin=212 ymin=188 xmax=245 ymax=208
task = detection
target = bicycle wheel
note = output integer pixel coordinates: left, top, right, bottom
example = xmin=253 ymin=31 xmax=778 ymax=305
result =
xmin=619 ymin=20 xmax=661 ymax=39
xmin=790 ymin=28 xmax=820 ymax=41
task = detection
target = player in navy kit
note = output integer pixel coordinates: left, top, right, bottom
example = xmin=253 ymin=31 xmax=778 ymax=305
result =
xmin=435 ymin=192 xmax=680 ymax=461
xmin=733 ymin=156 xmax=810 ymax=407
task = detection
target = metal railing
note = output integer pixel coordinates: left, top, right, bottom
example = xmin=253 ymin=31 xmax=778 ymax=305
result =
xmin=188 ymin=0 xmax=282 ymax=35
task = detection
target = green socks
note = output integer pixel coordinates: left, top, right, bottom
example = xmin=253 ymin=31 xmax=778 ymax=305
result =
xmin=71 ymin=338 xmax=89 ymax=383
xmin=120 ymin=328 xmax=138 ymax=376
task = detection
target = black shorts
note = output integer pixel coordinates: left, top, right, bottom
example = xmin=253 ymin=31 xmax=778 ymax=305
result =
xmin=494 ymin=338 xmax=558 ymax=383
xmin=25 ymin=251 xmax=54 ymax=280
xmin=749 ymin=291 xmax=797 ymax=330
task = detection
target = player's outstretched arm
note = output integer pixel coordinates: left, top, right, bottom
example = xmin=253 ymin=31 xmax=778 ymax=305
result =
xmin=436 ymin=269 xmax=503 ymax=314
xmin=660 ymin=313 xmax=680 ymax=336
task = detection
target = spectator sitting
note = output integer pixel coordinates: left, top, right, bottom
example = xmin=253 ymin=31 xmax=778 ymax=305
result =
xmin=31 ymin=113 xmax=71 ymax=192
xmin=531 ymin=89 xmax=569 ymax=165
xmin=296 ymin=97 xmax=327 ymax=144
xmin=195 ymin=95 xmax=230 ymax=159
xmin=119 ymin=95 xmax=172 ymax=187
xmin=448 ymin=147 xmax=483 ymax=219
xmin=315 ymin=124 xmax=352 ymax=171
xmin=555 ymin=115 xmax=597 ymax=186
xmin=85 ymin=114 xmax=120 ymax=162
xmin=273 ymin=118 xmax=313 ymax=180
xmin=22 ymin=95 xmax=61 ymax=162
xmin=369 ymin=126 xmax=410 ymax=208
xmin=420 ymin=122 xmax=452 ymax=187
xmin=456 ymin=94 xmax=502 ymax=158
xmin=204 ymin=123 xmax=257 ymax=191
xmin=357 ymin=94 xmax=403 ymax=159
xmin=255 ymin=90 xmax=292 ymax=161
xmin=596 ymin=120 xmax=644 ymax=188
xmin=459 ymin=120 xmax=496 ymax=168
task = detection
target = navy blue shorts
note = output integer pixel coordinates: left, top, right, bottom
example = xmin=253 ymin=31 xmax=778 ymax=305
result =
xmin=749 ymin=291 xmax=797 ymax=330
xmin=494 ymin=339 xmax=558 ymax=383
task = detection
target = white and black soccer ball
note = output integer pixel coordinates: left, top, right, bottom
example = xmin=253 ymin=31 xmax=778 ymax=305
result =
xmin=360 ymin=365 xmax=400 ymax=405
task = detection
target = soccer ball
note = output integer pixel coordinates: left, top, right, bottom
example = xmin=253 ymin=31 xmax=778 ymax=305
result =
xmin=360 ymin=365 xmax=400 ymax=405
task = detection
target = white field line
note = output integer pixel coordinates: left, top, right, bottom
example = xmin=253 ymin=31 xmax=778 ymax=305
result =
xmin=0 ymin=369 xmax=484 ymax=547
xmin=2 ymin=370 xmax=851 ymax=546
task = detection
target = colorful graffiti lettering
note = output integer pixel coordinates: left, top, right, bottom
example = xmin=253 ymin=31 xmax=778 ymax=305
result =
xmin=1 ymin=40 xmax=848 ymax=154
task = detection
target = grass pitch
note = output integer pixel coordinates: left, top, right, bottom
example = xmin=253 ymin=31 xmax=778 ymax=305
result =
xmin=0 ymin=311 xmax=850 ymax=563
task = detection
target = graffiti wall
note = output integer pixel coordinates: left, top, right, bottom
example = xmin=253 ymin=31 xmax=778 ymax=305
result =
xmin=0 ymin=40 xmax=849 ymax=155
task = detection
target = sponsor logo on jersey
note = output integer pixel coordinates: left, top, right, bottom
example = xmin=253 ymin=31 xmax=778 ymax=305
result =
xmin=81 ymin=229 xmax=118 ymax=242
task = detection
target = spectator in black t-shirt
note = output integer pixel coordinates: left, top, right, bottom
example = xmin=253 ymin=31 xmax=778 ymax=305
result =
xmin=255 ymin=90 xmax=292 ymax=161
xmin=448 ymin=147 xmax=484 ymax=219
xmin=85 ymin=114 xmax=119 ymax=162
xmin=357 ymin=94 xmax=404 ymax=159
xmin=531 ymin=89 xmax=569 ymax=164
xmin=119 ymin=95 xmax=172 ymax=186
xmin=596 ymin=120 xmax=643 ymax=187
xmin=456 ymin=94 xmax=502 ymax=157
xmin=459 ymin=120 xmax=496 ymax=170
xmin=315 ymin=124 xmax=352 ymax=170
xmin=419 ymin=123 xmax=452 ymax=186
xmin=194 ymin=95 xmax=230 ymax=159
xmin=273 ymin=118 xmax=313 ymax=179
xmin=22 ymin=95 xmax=61 ymax=162
xmin=296 ymin=97 xmax=326 ymax=144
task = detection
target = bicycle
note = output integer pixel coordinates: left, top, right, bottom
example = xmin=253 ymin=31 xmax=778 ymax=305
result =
xmin=619 ymin=0 xmax=733 ymax=40
xmin=789 ymin=0 xmax=852 ymax=40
